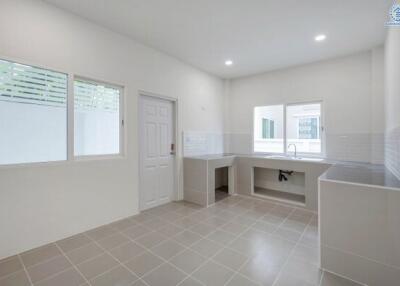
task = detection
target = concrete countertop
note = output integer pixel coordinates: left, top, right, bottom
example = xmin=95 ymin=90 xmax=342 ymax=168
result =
xmin=319 ymin=163 xmax=400 ymax=191
xmin=184 ymin=153 xmax=400 ymax=190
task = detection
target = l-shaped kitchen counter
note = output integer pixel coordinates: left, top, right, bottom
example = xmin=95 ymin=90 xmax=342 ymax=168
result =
xmin=184 ymin=153 xmax=400 ymax=286
xmin=184 ymin=153 xmax=400 ymax=210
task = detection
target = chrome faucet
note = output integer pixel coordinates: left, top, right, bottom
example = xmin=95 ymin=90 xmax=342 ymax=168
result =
xmin=287 ymin=144 xmax=297 ymax=158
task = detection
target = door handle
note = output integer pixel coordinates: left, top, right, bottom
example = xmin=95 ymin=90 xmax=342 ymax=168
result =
xmin=170 ymin=143 xmax=175 ymax=155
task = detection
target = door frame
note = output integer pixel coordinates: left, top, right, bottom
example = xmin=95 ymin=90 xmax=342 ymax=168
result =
xmin=138 ymin=90 xmax=179 ymax=211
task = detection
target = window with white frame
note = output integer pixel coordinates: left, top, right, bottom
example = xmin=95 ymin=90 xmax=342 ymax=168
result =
xmin=254 ymin=105 xmax=284 ymax=153
xmin=0 ymin=58 xmax=124 ymax=166
xmin=254 ymin=102 xmax=322 ymax=154
xmin=0 ymin=59 xmax=67 ymax=165
xmin=74 ymin=79 xmax=122 ymax=157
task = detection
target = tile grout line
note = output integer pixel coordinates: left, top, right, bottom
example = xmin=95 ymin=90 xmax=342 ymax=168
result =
xmin=17 ymin=254 xmax=34 ymax=286
xmin=5 ymin=197 xmax=319 ymax=286
xmin=122 ymin=202 xmax=249 ymax=285
xmin=179 ymin=198 xmax=272 ymax=286
xmin=54 ymin=243 xmax=93 ymax=286
xmin=81 ymin=232 xmax=144 ymax=284
xmin=116 ymin=222 xmax=207 ymax=286
xmin=221 ymin=202 xmax=296 ymax=286
xmin=270 ymin=208 xmax=314 ymax=286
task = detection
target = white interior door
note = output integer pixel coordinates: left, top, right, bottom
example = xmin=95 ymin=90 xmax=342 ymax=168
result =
xmin=140 ymin=95 xmax=175 ymax=210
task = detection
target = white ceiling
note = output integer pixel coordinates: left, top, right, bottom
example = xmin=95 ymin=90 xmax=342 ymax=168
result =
xmin=44 ymin=0 xmax=392 ymax=79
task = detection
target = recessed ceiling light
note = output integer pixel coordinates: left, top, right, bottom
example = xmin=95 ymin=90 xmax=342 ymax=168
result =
xmin=225 ymin=60 xmax=233 ymax=66
xmin=315 ymin=34 xmax=327 ymax=42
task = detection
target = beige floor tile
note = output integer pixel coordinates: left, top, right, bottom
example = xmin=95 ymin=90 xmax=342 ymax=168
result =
xmin=178 ymin=277 xmax=204 ymax=286
xmin=240 ymin=228 xmax=271 ymax=243
xmin=251 ymin=221 xmax=277 ymax=234
xmin=274 ymin=273 xmax=315 ymax=286
xmin=90 ymin=265 xmax=137 ymax=286
xmin=123 ymin=225 xmax=152 ymax=240
xmin=273 ymin=227 xmax=302 ymax=243
xmin=97 ymin=233 xmax=130 ymax=250
xmin=173 ymin=218 xmax=198 ymax=229
xmin=157 ymin=224 xmax=184 ymax=237
xmin=141 ymin=218 xmax=171 ymax=230
xmin=190 ymin=239 xmax=222 ymax=257
xmin=232 ymin=215 xmax=257 ymax=226
xmin=320 ymin=272 xmax=362 ymax=286
xmin=131 ymin=213 xmax=155 ymax=224
xmin=290 ymin=244 xmax=319 ymax=265
xmin=192 ymin=261 xmax=234 ymax=286
xmin=169 ymin=249 xmax=207 ymax=274
xmin=65 ymin=242 xmax=104 ymax=265
xmin=239 ymin=253 xmax=283 ymax=285
xmin=298 ymin=226 xmax=318 ymax=248
xmin=173 ymin=231 xmax=202 ymax=246
xmin=109 ymin=217 xmax=138 ymax=231
xmin=142 ymin=263 xmax=187 ymax=286
xmin=203 ymin=217 xmax=229 ymax=228
xmin=228 ymin=237 xmax=267 ymax=257
xmin=260 ymin=214 xmax=286 ymax=225
xmin=131 ymin=279 xmax=148 ymax=286
xmin=135 ymin=231 xmax=166 ymax=248
xmin=219 ymin=222 xmax=248 ymax=235
xmin=86 ymin=226 xmax=117 ymax=241
xmin=226 ymin=274 xmax=259 ymax=286
xmin=281 ymin=218 xmax=308 ymax=233
xmin=56 ymin=234 xmax=91 ymax=253
xmin=0 ymin=270 xmax=31 ymax=286
xmin=109 ymin=242 xmax=146 ymax=263
xmin=34 ymin=268 xmax=86 ymax=286
xmin=263 ymin=236 xmax=295 ymax=258
xmin=151 ymin=240 xmax=186 ymax=260
xmin=26 ymin=255 xmax=72 ymax=283
xmin=20 ymin=244 xmax=62 ymax=268
xmin=206 ymin=230 xmax=236 ymax=244
xmin=76 ymin=253 xmax=118 ymax=280
xmin=0 ymin=256 xmax=22 ymax=279
xmin=124 ymin=252 xmax=163 ymax=277
xmin=189 ymin=223 xmax=216 ymax=236
xmin=212 ymin=248 xmax=248 ymax=271
xmin=160 ymin=211 xmax=185 ymax=222
xmin=282 ymin=258 xmax=322 ymax=285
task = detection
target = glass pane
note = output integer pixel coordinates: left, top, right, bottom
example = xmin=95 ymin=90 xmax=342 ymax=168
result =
xmin=286 ymin=103 xmax=321 ymax=153
xmin=74 ymin=79 xmax=120 ymax=156
xmin=254 ymin=105 xmax=284 ymax=153
xmin=0 ymin=59 xmax=67 ymax=165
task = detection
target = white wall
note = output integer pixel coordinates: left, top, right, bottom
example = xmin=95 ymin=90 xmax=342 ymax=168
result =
xmin=0 ymin=0 xmax=225 ymax=259
xmin=384 ymin=27 xmax=400 ymax=179
xmin=225 ymin=49 xmax=385 ymax=163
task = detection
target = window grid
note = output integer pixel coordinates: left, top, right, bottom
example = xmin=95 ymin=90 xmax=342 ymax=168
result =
xmin=254 ymin=102 xmax=323 ymax=155
xmin=0 ymin=58 xmax=124 ymax=166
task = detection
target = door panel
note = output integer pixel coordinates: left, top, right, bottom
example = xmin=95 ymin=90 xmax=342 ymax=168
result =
xmin=140 ymin=95 xmax=175 ymax=210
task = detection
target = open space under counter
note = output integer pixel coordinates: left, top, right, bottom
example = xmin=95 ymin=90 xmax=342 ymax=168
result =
xmin=236 ymin=156 xmax=332 ymax=211
xmin=184 ymin=154 xmax=332 ymax=211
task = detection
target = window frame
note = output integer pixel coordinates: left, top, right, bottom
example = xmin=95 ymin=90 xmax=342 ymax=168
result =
xmin=0 ymin=55 xmax=126 ymax=168
xmin=253 ymin=101 xmax=324 ymax=157
xmin=72 ymin=75 xmax=125 ymax=161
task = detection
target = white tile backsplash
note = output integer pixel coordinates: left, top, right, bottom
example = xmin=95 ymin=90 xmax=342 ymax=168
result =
xmin=221 ymin=132 xmax=385 ymax=163
xmin=183 ymin=131 xmax=224 ymax=156
xmin=183 ymin=131 xmax=386 ymax=164
xmin=325 ymin=133 xmax=384 ymax=163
